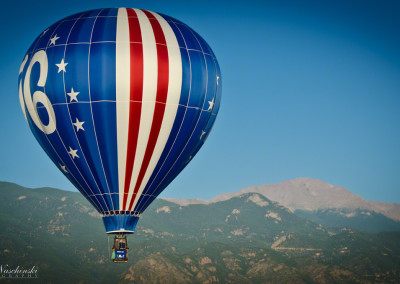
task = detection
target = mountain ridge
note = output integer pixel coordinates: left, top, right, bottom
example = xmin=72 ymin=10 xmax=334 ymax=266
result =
xmin=163 ymin=177 xmax=400 ymax=221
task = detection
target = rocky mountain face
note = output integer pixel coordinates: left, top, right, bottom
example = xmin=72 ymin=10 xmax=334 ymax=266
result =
xmin=1 ymin=181 xmax=400 ymax=283
xmin=164 ymin=178 xmax=400 ymax=221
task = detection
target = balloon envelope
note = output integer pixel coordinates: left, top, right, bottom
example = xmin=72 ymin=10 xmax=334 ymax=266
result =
xmin=18 ymin=8 xmax=221 ymax=233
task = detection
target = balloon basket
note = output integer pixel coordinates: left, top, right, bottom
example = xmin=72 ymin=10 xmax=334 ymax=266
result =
xmin=111 ymin=234 xmax=129 ymax=263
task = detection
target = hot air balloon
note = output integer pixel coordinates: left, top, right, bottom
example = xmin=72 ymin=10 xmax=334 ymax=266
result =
xmin=18 ymin=8 xmax=221 ymax=262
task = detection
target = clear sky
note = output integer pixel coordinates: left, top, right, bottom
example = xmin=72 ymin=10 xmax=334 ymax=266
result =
xmin=1 ymin=0 xmax=399 ymax=202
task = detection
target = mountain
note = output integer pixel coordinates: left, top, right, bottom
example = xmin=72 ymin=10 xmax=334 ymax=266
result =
xmin=165 ymin=178 xmax=400 ymax=226
xmin=368 ymin=200 xmax=400 ymax=221
xmin=1 ymin=181 xmax=400 ymax=283
xmin=295 ymin=208 xmax=400 ymax=233
xmin=165 ymin=178 xmax=400 ymax=214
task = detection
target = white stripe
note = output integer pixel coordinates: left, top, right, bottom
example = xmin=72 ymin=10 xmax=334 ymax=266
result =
xmin=130 ymin=11 xmax=182 ymax=211
xmin=125 ymin=8 xmax=158 ymax=210
xmin=135 ymin=20 xmax=210 ymax=214
xmin=116 ymin=8 xmax=130 ymax=210
xmin=134 ymin=20 xmax=193 ymax=214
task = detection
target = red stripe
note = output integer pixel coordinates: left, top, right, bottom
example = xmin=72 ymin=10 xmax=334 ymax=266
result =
xmin=128 ymin=10 xmax=169 ymax=211
xmin=122 ymin=8 xmax=144 ymax=210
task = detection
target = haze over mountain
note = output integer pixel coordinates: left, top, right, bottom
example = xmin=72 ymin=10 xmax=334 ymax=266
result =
xmin=164 ymin=178 xmax=400 ymax=221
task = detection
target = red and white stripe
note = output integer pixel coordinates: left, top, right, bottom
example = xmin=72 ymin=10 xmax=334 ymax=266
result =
xmin=115 ymin=8 xmax=182 ymax=212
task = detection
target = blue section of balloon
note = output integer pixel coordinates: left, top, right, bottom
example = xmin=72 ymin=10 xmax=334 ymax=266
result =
xmin=18 ymin=8 xmax=221 ymax=233
xmin=103 ymin=215 xmax=139 ymax=234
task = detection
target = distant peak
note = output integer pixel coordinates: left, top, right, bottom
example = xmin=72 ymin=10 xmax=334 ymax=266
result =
xmin=282 ymin=177 xmax=335 ymax=187
xmin=162 ymin=198 xmax=210 ymax=206
xmin=162 ymin=179 xmax=400 ymax=222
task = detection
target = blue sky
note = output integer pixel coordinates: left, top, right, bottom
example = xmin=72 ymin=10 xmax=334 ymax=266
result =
xmin=1 ymin=0 xmax=399 ymax=202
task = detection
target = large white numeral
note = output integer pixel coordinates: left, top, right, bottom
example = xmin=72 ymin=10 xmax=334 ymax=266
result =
xmin=19 ymin=55 xmax=28 ymax=122
xmin=19 ymin=50 xmax=56 ymax=134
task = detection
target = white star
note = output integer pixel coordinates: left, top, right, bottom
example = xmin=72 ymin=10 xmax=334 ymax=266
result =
xmin=200 ymin=131 xmax=206 ymax=139
xmin=49 ymin=34 xmax=60 ymax=46
xmin=73 ymin=118 xmax=85 ymax=132
xmin=68 ymin=147 xmax=79 ymax=159
xmin=67 ymin=88 xmax=80 ymax=102
xmin=59 ymin=163 xmax=68 ymax=173
xmin=56 ymin=58 xmax=68 ymax=73
xmin=217 ymin=75 xmax=220 ymax=85
xmin=207 ymin=98 xmax=215 ymax=111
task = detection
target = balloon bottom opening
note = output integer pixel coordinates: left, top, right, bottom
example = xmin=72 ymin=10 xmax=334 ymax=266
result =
xmin=102 ymin=215 xmax=139 ymax=234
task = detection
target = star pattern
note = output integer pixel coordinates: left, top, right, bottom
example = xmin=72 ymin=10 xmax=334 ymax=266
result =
xmin=49 ymin=34 xmax=60 ymax=46
xmin=73 ymin=118 xmax=85 ymax=132
xmin=67 ymin=88 xmax=80 ymax=102
xmin=207 ymin=98 xmax=215 ymax=111
xmin=216 ymin=75 xmax=220 ymax=86
xmin=54 ymin=60 xmax=81 ymax=161
xmin=56 ymin=58 xmax=68 ymax=73
xmin=59 ymin=163 xmax=68 ymax=173
xmin=68 ymin=147 xmax=79 ymax=159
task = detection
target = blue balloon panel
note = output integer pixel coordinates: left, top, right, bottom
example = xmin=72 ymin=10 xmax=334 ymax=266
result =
xmin=19 ymin=8 xmax=221 ymax=234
